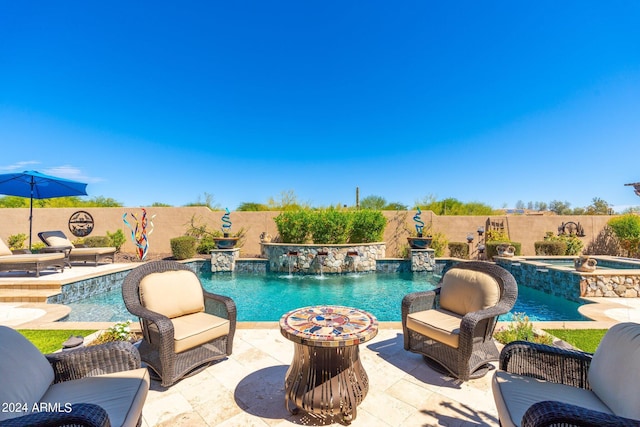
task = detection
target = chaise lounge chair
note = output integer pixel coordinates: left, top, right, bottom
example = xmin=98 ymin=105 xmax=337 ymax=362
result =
xmin=0 ymin=238 xmax=65 ymax=277
xmin=0 ymin=325 xmax=150 ymax=427
xmin=38 ymin=230 xmax=116 ymax=266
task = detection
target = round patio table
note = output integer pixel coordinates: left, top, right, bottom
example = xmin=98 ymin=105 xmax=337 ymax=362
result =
xmin=279 ymin=305 xmax=378 ymax=424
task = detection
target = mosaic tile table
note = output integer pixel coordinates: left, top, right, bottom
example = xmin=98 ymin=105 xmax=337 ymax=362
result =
xmin=279 ymin=305 xmax=378 ymax=424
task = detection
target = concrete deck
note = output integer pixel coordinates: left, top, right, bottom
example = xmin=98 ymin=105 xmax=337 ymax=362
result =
xmin=1 ymin=263 xmax=640 ymax=426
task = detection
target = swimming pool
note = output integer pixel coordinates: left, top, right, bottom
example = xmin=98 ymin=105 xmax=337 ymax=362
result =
xmin=61 ymin=271 xmax=588 ymax=322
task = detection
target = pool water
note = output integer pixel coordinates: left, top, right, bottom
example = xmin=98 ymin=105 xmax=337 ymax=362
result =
xmin=61 ymin=271 xmax=588 ymax=322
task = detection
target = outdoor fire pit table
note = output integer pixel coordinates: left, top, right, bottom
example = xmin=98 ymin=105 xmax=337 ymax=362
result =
xmin=279 ymin=305 xmax=378 ymax=424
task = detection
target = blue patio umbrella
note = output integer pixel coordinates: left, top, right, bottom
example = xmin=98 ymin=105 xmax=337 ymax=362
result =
xmin=0 ymin=170 xmax=88 ymax=249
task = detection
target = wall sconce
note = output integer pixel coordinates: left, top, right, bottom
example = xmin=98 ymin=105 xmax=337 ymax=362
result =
xmin=477 ymin=226 xmax=484 ymax=236
xmin=466 ymin=233 xmax=474 ymax=244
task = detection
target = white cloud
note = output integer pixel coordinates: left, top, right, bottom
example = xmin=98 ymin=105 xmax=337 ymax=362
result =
xmin=42 ymin=165 xmax=105 ymax=184
xmin=0 ymin=161 xmax=40 ymax=171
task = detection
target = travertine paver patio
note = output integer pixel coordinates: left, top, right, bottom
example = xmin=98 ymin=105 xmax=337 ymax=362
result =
xmin=141 ymin=326 xmax=500 ymax=427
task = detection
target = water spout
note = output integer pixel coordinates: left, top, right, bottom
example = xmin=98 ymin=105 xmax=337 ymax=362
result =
xmin=316 ymin=251 xmax=328 ymax=278
xmin=347 ymin=250 xmax=360 ymax=275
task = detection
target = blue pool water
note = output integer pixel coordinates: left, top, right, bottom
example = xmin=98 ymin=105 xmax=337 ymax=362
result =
xmin=61 ymin=271 xmax=588 ymax=322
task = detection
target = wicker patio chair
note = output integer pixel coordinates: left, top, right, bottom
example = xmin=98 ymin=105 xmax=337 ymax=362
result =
xmin=122 ymin=260 xmax=237 ymax=387
xmin=493 ymin=322 xmax=640 ymax=427
xmin=401 ymin=261 xmax=518 ymax=381
xmin=0 ymin=325 xmax=149 ymax=427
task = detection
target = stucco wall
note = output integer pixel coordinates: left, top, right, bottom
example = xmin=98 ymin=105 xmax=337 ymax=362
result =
xmin=0 ymin=207 xmax=616 ymax=258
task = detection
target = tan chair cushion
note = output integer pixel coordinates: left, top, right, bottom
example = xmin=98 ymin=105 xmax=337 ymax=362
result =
xmin=171 ymin=312 xmax=230 ymax=354
xmin=0 ymin=252 xmax=65 ymax=264
xmin=439 ymin=268 xmax=501 ymax=316
xmin=71 ymin=247 xmax=116 ymax=255
xmin=588 ymin=322 xmax=640 ymax=420
xmin=40 ymin=368 xmax=150 ymax=427
xmin=406 ymin=308 xmax=463 ymax=348
xmin=492 ymin=370 xmax=612 ymax=427
xmin=43 ymin=234 xmax=74 ymax=247
xmin=0 ymin=238 xmax=12 ymax=256
xmin=0 ymin=326 xmax=55 ymax=421
xmin=139 ymin=270 xmax=205 ymax=319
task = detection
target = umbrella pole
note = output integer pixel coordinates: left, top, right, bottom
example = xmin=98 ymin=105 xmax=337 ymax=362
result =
xmin=29 ymin=177 xmax=34 ymax=251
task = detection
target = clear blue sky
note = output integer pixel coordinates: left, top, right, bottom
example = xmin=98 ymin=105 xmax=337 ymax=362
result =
xmin=1 ymin=2 xmax=639 ymax=211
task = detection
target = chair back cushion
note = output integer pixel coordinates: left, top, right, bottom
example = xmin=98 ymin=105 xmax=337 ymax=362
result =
xmin=0 ymin=326 xmax=54 ymax=421
xmin=439 ymin=268 xmax=501 ymax=316
xmin=588 ymin=322 xmax=640 ymax=420
xmin=0 ymin=238 xmax=12 ymax=256
xmin=42 ymin=232 xmax=74 ymax=248
xmin=139 ymin=270 xmax=205 ymax=319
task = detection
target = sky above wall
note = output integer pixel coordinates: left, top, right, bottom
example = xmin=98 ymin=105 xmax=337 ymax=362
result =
xmin=1 ymin=1 xmax=639 ymax=211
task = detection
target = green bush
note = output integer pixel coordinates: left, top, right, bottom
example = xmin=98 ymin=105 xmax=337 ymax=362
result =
xmin=486 ymin=241 xmax=522 ymax=259
xmin=540 ymin=232 xmax=583 ymax=255
xmin=196 ymin=236 xmax=217 ymax=254
xmin=608 ymin=214 xmax=640 ymax=257
xmin=448 ymin=242 xmax=469 ymax=259
xmin=274 ymin=211 xmax=312 ymax=243
xmin=429 ymin=232 xmax=448 ymax=257
xmin=534 ymin=241 xmax=567 ymax=256
xmin=7 ymin=233 xmax=27 ymax=250
xmin=349 ymin=210 xmax=386 ymax=243
xmin=310 ymin=209 xmax=352 ymax=244
xmin=494 ymin=313 xmax=554 ymax=345
xmin=170 ymin=236 xmax=196 ymax=260
xmin=83 ymin=235 xmax=111 ymax=247
xmin=106 ymin=229 xmax=126 ymax=252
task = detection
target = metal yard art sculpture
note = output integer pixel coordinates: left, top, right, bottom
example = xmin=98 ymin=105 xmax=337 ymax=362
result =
xmin=413 ymin=207 xmax=425 ymax=237
xmin=123 ymin=208 xmax=156 ymax=260
xmin=221 ymin=207 xmax=232 ymax=236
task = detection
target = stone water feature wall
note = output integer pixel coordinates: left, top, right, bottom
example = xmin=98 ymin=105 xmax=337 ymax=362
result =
xmin=210 ymin=248 xmax=240 ymax=272
xmin=411 ymin=249 xmax=436 ymax=272
xmin=496 ymin=257 xmax=640 ymax=301
xmin=261 ymin=243 xmax=385 ymax=274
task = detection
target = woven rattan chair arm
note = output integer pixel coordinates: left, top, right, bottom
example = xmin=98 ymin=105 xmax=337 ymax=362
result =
xmin=46 ymin=341 xmax=141 ymax=383
xmin=500 ymin=341 xmax=592 ymax=388
xmin=401 ymin=289 xmax=439 ymax=315
xmin=0 ymin=403 xmax=110 ymax=427
xmin=522 ymin=400 xmax=640 ymax=427
xmin=203 ymin=291 xmax=237 ymax=321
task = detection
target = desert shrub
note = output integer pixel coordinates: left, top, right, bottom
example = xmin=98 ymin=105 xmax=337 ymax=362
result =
xmin=196 ymin=236 xmax=217 ymax=254
xmin=429 ymin=232 xmax=448 ymax=257
xmin=485 ymin=241 xmax=522 ymax=259
xmin=534 ymin=241 xmax=567 ymax=256
xmin=349 ymin=210 xmax=386 ymax=243
xmin=7 ymin=233 xmax=27 ymax=250
xmin=448 ymin=242 xmax=469 ymax=259
xmin=607 ymin=214 xmax=640 ymax=257
xmin=309 ymin=209 xmax=352 ymax=244
xmin=90 ymin=321 xmax=137 ymax=345
xmin=30 ymin=242 xmax=45 ymax=253
xmin=83 ymin=235 xmax=111 ymax=247
xmin=274 ymin=210 xmax=313 ymax=243
xmin=485 ymin=229 xmax=509 ymax=242
xmin=494 ymin=313 xmax=553 ymax=345
xmin=170 ymin=236 xmax=196 ymax=260
xmin=106 ymin=229 xmax=126 ymax=251
xmin=540 ymin=231 xmax=583 ymax=255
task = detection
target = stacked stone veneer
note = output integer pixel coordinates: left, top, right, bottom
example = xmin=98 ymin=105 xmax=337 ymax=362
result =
xmin=210 ymin=248 xmax=240 ymax=273
xmin=496 ymin=257 xmax=640 ymax=302
xmin=411 ymin=249 xmax=436 ymax=272
xmin=262 ymin=243 xmax=385 ymax=274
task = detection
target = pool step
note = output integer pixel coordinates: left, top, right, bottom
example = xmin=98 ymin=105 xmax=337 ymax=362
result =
xmin=0 ymin=283 xmax=62 ymax=303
